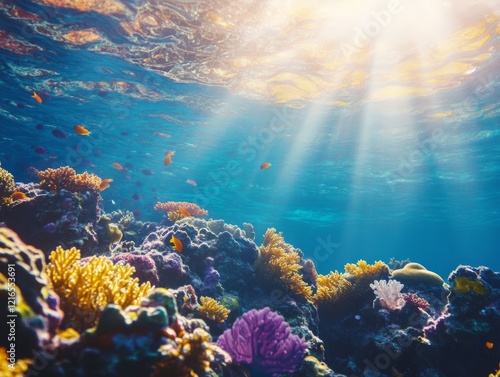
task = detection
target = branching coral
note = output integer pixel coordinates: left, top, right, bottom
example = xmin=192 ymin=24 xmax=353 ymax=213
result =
xmin=197 ymin=296 xmax=230 ymax=323
xmin=154 ymin=201 xmax=208 ymax=219
xmin=255 ymin=228 xmax=313 ymax=302
xmin=151 ymin=327 xmax=221 ymax=377
xmin=217 ymin=307 xmax=308 ymax=377
xmin=313 ymin=260 xmax=390 ymax=309
xmin=313 ymin=271 xmax=352 ymax=306
xmin=38 ymin=166 xmax=106 ymax=193
xmin=45 ymin=246 xmax=152 ymax=330
xmin=0 ymin=165 xmax=15 ymax=205
xmin=370 ymin=279 xmax=405 ymax=310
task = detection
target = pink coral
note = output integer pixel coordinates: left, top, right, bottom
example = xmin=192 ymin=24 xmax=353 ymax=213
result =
xmin=154 ymin=201 xmax=208 ymax=217
xmin=403 ymin=293 xmax=430 ymax=310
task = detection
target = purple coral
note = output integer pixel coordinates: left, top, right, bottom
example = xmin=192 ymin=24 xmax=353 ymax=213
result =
xmin=111 ymin=253 xmax=159 ymax=285
xmin=217 ymin=307 xmax=308 ymax=377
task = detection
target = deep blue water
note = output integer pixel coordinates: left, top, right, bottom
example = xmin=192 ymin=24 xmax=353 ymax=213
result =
xmin=1 ymin=0 xmax=499 ymax=280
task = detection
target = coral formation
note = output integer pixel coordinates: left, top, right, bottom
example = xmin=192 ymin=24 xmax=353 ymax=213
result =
xmin=0 ymin=164 xmax=15 ymax=205
xmin=37 ymin=166 xmax=106 ymax=194
xmin=370 ymin=279 xmax=405 ymax=310
xmin=197 ymin=296 xmax=230 ymax=323
xmin=0 ymin=347 xmax=31 ymax=376
xmin=154 ymin=201 xmax=209 ymax=218
xmin=256 ymin=228 xmax=313 ymax=302
xmin=313 ymin=271 xmax=352 ymax=306
xmin=392 ymin=262 xmax=444 ymax=286
xmin=46 ymin=246 xmax=152 ymax=330
xmin=217 ymin=307 xmax=308 ymax=377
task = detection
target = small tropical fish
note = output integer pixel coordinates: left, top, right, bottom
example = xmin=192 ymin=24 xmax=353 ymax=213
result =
xmin=186 ymin=179 xmax=197 ymax=187
xmin=153 ymin=131 xmax=172 ymax=138
xmin=32 ymin=91 xmax=42 ymax=104
xmin=178 ymin=207 xmax=191 ymax=217
xmin=170 ymin=235 xmax=183 ymax=252
xmin=142 ymin=169 xmax=153 ymax=176
xmin=164 ymin=150 xmax=175 ymax=166
xmin=34 ymin=146 xmax=47 ymax=155
xmin=74 ymin=125 xmax=91 ymax=136
xmin=49 ymin=154 xmax=58 ymax=159
xmin=11 ymin=191 xmax=27 ymax=200
xmin=99 ymin=178 xmax=113 ymax=190
xmin=112 ymin=162 xmax=124 ymax=171
xmin=52 ymin=129 xmax=68 ymax=139
xmin=133 ymin=210 xmax=141 ymax=217
xmin=260 ymin=162 xmax=272 ymax=170
xmin=132 ymin=193 xmax=140 ymax=200
xmin=486 ymin=341 xmax=494 ymax=349
xmin=35 ymin=124 xmax=44 ymax=131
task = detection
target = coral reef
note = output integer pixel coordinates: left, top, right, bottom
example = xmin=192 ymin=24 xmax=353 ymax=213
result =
xmin=197 ymin=296 xmax=230 ymax=324
xmin=217 ymin=307 xmax=308 ymax=377
xmin=46 ymin=246 xmax=152 ymax=330
xmin=256 ymin=228 xmax=314 ymax=303
xmin=154 ymin=201 xmax=209 ymax=218
xmin=313 ymin=271 xmax=352 ymax=307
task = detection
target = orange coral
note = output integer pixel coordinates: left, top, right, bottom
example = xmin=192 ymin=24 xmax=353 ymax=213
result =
xmin=154 ymin=201 xmax=209 ymax=218
xmin=198 ymin=296 xmax=230 ymax=323
xmin=38 ymin=166 xmax=106 ymax=193
xmin=256 ymin=228 xmax=313 ymax=302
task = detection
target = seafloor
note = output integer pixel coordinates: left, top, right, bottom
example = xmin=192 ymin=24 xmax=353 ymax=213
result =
xmin=0 ymin=164 xmax=499 ymax=377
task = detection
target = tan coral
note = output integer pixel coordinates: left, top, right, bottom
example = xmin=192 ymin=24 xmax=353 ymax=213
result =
xmin=38 ymin=166 xmax=104 ymax=193
xmin=154 ymin=201 xmax=209 ymax=218
xmin=197 ymin=296 xmax=230 ymax=323
xmin=45 ymin=246 xmax=152 ymax=331
xmin=256 ymin=228 xmax=313 ymax=302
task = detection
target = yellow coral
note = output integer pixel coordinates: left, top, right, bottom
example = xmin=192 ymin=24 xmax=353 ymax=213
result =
xmin=313 ymin=271 xmax=352 ymax=306
xmin=0 ymin=165 xmax=15 ymax=205
xmin=151 ymin=328 xmax=215 ymax=377
xmin=0 ymin=347 xmax=31 ymax=376
xmin=198 ymin=296 xmax=230 ymax=323
xmin=345 ymin=260 xmax=389 ymax=280
xmin=45 ymin=246 xmax=152 ymax=330
xmin=489 ymin=363 xmax=500 ymax=377
xmin=453 ymin=276 xmax=487 ymax=295
xmin=256 ymin=228 xmax=313 ymax=302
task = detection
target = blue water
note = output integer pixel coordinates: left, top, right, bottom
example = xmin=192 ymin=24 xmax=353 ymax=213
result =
xmin=1 ymin=0 xmax=499 ymax=280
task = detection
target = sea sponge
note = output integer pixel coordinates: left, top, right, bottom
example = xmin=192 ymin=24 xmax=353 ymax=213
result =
xmin=197 ymin=296 xmax=230 ymax=323
xmin=45 ymin=246 xmax=152 ymax=331
xmin=452 ymin=276 xmax=487 ymax=295
xmin=392 ymin=262 xmax=444 ymax=286
xmin=255 ymin=228 xmax=313 ymax=302
xmin=0 ymin=165 xmax=15 ymax=205
xmin=38 ymin=166 xmax=104 ymax=193
xmin=154 ymin=201 xmax=209 ymax=218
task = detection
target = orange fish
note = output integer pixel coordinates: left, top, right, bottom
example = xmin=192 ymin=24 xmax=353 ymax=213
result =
xmin=178 ymin=207 xmax=191 ymax=217
xmin=74 ymin=125 xmax=91 ymax=136
xmin=170 ymin=235 xmax=183 ymax=252
xmin=186 ymin=179 xmax=197 ymax=187
xmin=164 ymin=150 xmax=175 ymax=166
xmin=260 ymin=162 xmax=272 ymax=170
xmin=486 ymin=341 xmax=494 ymax=349
xmin=99 ymin=178 xmax=113 ymax=190
xmin=32 ymin=92 xmax=42 ymax=104
xmin=11 ymin=191 xmax=27 ymax=200
xmin=113 ymin=162 xmax=124 ymax=171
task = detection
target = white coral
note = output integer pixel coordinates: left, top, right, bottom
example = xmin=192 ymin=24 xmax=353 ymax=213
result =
xmin=370 ymin=279 xmax=405 ymax=310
